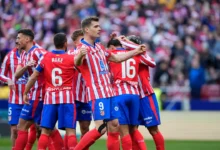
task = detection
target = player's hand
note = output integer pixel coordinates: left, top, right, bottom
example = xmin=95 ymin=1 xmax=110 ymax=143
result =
xmin=110 ymin=32 xmax=117 ymax=39
xmin=116 ymin=35 xmax=127 ymax=41
xmin=23 ymin=94 xmax=30 ymax=105
xmin=137 ymin=44 xmax=147 ymax=54
xmin=26 ymin=60 xmax=36 ymax=68
xmin=7 ymin=79 xmax=15 ymax=90
xmin=79 ymin=46 xmax=87 ymax=57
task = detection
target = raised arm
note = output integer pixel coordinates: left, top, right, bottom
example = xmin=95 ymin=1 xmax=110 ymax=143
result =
xmin=108 ymin=45 xmax=146 ymax=63
xmin=140 ymin=53 xmax=156 ymax=68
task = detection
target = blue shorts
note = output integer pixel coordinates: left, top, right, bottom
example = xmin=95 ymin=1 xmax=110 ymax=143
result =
xmin=8 ymin=103 xmax=24 ymax=125
xmin=113 ymin=94 xmax=140 ymax=125
xmin=76 ymin=101 xmax=92 ymax=121
xmin=19 ymin=100 xmax=43 ymax=124
xmin=40 ymin=104 xmax=76 ymax=130
xmin=139 ymin=94 xmax=161 ymax=127
xmin=89 ymin=97 xmax=120 ymax=121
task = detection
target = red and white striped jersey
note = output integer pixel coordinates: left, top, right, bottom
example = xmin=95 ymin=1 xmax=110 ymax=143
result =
xmin=109 ymin=48 xmax=154 ymax=96
xmin=138 ymin=63 xmax=156 ymax=98
xmin=20 ymin=45 xmax=47 ymax=101
xmin=76 ymin=39 xmax=114 ymax=101
xmin=0 ymin=48 xmax=27 ymax=104
xmin=119 ymin=39 xmax=156 ymax=98
xmin=36 ymin=50 xmax=75 ymax=104
xmin=68 ymin=49 xmax=88 ymax=103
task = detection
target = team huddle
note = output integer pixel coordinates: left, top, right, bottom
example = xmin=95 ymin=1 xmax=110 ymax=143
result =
xmin=0 ymin=16 xmax=165 ymax=150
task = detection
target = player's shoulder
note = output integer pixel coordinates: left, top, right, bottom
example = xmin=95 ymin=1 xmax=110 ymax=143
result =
xmin=96 ymin=42 xmax=105 ymax=50
xmin=67 ymin=49 xmax=77 ymax=55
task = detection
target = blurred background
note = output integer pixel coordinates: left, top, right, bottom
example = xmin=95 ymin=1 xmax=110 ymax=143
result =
xmin=0 ymin=0 xmax=220 ymax=149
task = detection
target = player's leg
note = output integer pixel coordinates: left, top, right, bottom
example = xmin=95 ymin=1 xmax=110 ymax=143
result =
xmin=58 ymin=103 xmax=77 ymax=149
xmin=141 ymin=94 xmax=165 ymax=150
xmin=107 ymin=96 xmax=123 ymax=150
xmin=25 ymin=124 xmax=37 ymax=150
xmin=116 ymin=94 xmax=141 ymax=150
xmin=129 ymin=95 xmax=147 ymax=150
xmin=77 ymin=101 xmax=92 ymax=137
xmin=8 ymin=103 xmax=23 ymax=149
xmin=15 ymin=100 xmax=42 ymax=150
xmin=38 ymin=104 xmax=58 ymax=150
xmin=75 ymin=98 xmax=113 ymax=150
xmin=130 ymin=126 xmax=147 ymax=150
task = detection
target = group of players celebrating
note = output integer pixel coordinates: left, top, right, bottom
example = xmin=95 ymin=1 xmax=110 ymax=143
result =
xmin=0 ymin=16 xmax=165 ymax=150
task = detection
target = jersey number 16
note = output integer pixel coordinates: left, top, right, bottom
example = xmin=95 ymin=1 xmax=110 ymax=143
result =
xmin=121 ymin=58 xmax=136 ymax=78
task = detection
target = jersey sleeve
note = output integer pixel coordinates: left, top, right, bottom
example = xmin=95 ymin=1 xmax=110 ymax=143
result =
xmin=104 ymin=50 xmax=112 ymax=60
xmin=0 ymin=54 xmax=10 ymax=83
xmin=35 ymin=55 xmax=45 ymax=73
xmin=140 ymin=52 xmax=156 ymax=67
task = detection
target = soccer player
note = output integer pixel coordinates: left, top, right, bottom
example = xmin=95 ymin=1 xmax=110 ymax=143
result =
xmin=23 ymin=33 xmax=78 ymax=150
xmin=65 ymin=29 xmax=92 ymax=150
xmin=0 ymin=42 xmax=25 ymax=150
xmin=73 ymin=16 xmax=146 ymax=150
xmin=107 ymin=38 xmax=155 ymax=150
xmin=14 ymin=29 xmax=63 ymax=150
xmin=126 ymin=35 xmax=165 ymax=150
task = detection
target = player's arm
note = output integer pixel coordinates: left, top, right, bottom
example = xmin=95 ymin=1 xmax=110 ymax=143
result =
xmin=14 ymin=60 xmax=36 ymax=80
xmin=74 ymin=46 xmax=87 ymax=66
xmin=140 ymin=53 xmax=156 ymax=68
xmin=108 ymin=45 xmax=146 ymax=63
xmin=0 ymin=55 xmax=15 ymax=90
xmin=23 ymin=70 xmax=40 ymax=104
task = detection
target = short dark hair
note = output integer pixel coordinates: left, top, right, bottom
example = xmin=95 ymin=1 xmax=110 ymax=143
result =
xmin=127 ymin=35 xmax=141 ymax=44
xmin=107 ymin=39 xmax=122 ymax=48
xmin=53 ymin=33 xmax=67 ymax=49
xmin=81 ymin=16 xmax=99 ymax=32
xmin=71 ymin=29 xmax=84 ymax=41
xmin=18 ymin=29 xmax=34 ymax=40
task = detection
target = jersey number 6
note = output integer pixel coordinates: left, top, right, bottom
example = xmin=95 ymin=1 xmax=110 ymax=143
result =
xmin=52 ymin=68 xmax=63 ymax=86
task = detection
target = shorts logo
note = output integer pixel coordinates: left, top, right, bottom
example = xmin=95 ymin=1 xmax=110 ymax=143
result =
xmin=81 ymin=110 xmax=92 ymax=114
xmin=144 ymin=116 xmax=152 ymax=121
xmin=100 ymin=111 xmax=105 ymax=116
xmin=8 ymin=116 xmax=11 ymax=121
xmin=81 ymin=110 xmax=86 ymax=114
xmin=114 ymin=106 xmax=119 ymax=111
xmin=22 ymin=108 xmax=29 ymax=113
xmin=146 ymin=120 xmax=152 ymax=124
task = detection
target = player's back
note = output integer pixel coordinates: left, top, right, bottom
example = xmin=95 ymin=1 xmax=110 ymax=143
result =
xmin=109 ymin=49 xmax=141 ymax=95
xmin=42 ymin=52 xmax=75 ymax=90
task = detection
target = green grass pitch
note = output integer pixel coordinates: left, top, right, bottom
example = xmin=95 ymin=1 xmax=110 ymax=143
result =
xmin=0 ymin=137 xmax=220 ymax=150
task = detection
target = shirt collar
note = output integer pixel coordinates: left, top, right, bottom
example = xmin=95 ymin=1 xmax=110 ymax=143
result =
xmin=16 ymin=49 xmax=20 ymax=57
xmin=51 ymin=50 xmax=66 ymax=54
xmin=27 ymin=45 xmax=37 ymax=54
xmin=116 ymin=47 xmax=125 ymax=50
xmin=81 ymin=38 xmax=96 ymax=48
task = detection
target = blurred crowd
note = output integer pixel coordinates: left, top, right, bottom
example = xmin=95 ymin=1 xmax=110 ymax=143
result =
xmin=0 ymin=0 xmax=220 ymax=101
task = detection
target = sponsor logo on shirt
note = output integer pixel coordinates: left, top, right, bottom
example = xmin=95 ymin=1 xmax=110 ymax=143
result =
xmin=99 ymin=60 xmax=108 ymax=75
xmin=46 ymin=86 xmax=72 ymax=92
